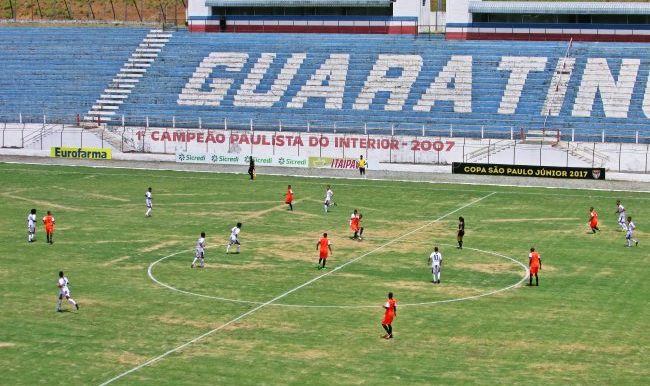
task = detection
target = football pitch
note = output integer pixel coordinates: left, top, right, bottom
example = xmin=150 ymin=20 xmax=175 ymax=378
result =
xmin=1 ymin=162 xmax=648 ymax=385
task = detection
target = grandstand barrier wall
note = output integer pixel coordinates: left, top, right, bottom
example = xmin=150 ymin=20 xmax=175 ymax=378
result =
xmin=187 ymin=16 xmax=418 ymax=34
xmin=1 ymin=124 xmax=649 ymax=174
xmin=446 ymin=23 xmax=650 ymax=43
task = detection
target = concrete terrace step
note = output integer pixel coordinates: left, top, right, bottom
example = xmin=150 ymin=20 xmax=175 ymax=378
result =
xmin=104 ymin=89 xmax=132 ymax=93
xmin=91 ymin=105 xmax=120 ymax=110
xmin=96 ymin=99 xmax=124 ymax=104
xmin=135 ymin=48 xmax=162 ymax=53
xmin=86 ymin=111 xmax=116 ymax=116
xmin=128 ymin=58 xmax=155 ymax=63
xmin=100 ymin=94 xmax=129 ymax=99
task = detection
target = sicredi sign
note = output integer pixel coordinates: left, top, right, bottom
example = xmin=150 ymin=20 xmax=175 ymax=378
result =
xmin=176 ymin=152 xmax=308 ymax=168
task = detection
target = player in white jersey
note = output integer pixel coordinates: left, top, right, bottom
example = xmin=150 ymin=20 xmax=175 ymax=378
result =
xmin=625 ymin=216 xmax=639 ymax=247
xmin=145 ymin=187 xmax=153 ymax=217
xmin=226 ymin=222 xmax=242 ymax=254
xmin=427 ymin=246 xmax=443 ymax=284
xmin=324 ymin=186 xmax=334 ymax=213
xmin=615 ymin=200 xmax=627 ymax=231
xmin=191 ymin=232 xmax=206 ymax=268
xmin=56 ymin=271 xmax=79 ymax=312
xmin=27 ymin=208 xmax=37 ymax=242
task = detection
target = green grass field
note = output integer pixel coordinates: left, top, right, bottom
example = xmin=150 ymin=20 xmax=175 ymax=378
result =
xmin=1 ymin=162 xmax=649 ymax=385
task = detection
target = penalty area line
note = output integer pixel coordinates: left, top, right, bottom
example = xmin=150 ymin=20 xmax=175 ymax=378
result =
xmin=98 ymin=191 xmax=496 ymax=386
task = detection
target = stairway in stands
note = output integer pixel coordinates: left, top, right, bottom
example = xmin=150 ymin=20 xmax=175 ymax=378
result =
xmin=83 ymin=29 xmax=172 ymax=124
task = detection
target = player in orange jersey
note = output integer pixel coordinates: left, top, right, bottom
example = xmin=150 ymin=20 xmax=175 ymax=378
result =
xmin=42 ymin=211 xmax=55 ymax=244
xmin=285 ymin=185 xmax=294 ymax=211
xmin=381 ymin=292 xmax=397 ymax=339
xmin=528 ymin=247 xmax=542 ymax=286
xmin=349 ymin=209 xmax=360 ymax=239
xmin=316 ymin=232 xmax=332 ymax=270
xmin=588 ymin=207 xmax=600 ymax=233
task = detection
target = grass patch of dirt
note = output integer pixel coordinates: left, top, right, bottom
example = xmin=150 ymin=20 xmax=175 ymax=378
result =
xmin=138 ymin=240 xmax=182 ymax=253
xmin=454 ymin=262 xmax=521 ymax=274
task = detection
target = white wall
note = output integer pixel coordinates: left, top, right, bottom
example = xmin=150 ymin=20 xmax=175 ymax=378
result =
xmin=187 ymin=0 xmax=210 ymax=19
xmin=394 ymin=0 xmax=429 ymax=23
xmin=446 ymin=0 xmax=472 ymax=24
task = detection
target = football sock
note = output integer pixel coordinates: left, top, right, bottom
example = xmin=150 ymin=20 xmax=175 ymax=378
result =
xmin=191 ymin=257 xmax=198 ymax=266
xmin=359 ymin=228 xmax=364 ymax=237
xmin=324 ymin=205 xmax=328 ymax=213
xmin=387 ymin=325 xmax=392 ymax=335
xmin=321 ymin=260 xmax=326 ymax=268
xmin=68 ymin=298 xmax=77 ymax=306
xmin=437 ymin=272 xmax=441 ymax=282
xmin=200 ymin=259 xmax=204 ymax=268
xmin=382 ymin=324 xmax=389 ymax=333
xmin=56 ymin=299 xmax=62 ymax=310
xmin=226 ymin=244 xmax=231 ymax=253
xmin=289 ymin=203 xmax=293 ymax=210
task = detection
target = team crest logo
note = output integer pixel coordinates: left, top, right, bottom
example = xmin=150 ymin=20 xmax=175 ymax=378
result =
xmin=592 ymin=169 xmax=601 ymax=179
xmin=211 ymin=155 xmax=219 ymax=163
xmin=278 ymin=157 xmax=285 ymax=165
xmin=178 ymin=153 xmax=185 ymax=161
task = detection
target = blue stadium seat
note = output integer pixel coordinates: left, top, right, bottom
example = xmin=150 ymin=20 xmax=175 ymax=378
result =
xmin=0 ymin=27 xmax=648 ymax=142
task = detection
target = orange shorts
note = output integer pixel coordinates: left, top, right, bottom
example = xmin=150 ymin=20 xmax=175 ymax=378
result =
xmin=319 ymin=252 xmax=328 ymax=259
xmin=590 ymin=220 xmax=598 ymax=228
xmin=45 ymin=227 xmax=54 ymax=234
xmin=382 ymin=313 xmax=394 ymax=325
xmin=530 ymin=265 xmax=539 ymax=275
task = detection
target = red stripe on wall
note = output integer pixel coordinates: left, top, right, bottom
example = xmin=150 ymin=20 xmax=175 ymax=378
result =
xmin=188 ymin=24 xmax=416 ymax=34
xmin=446 ymin=31 xmax=650 ymax=42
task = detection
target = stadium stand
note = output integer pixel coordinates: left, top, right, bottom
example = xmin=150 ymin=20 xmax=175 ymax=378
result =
xmin=0 ymin=27 xmax=649 ymax=142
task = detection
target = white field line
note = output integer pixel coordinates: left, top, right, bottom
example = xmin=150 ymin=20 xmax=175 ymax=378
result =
xmin=3 ymin=161 xmax=650 ymax=196
xmin=98 ymin=192 xmax=495 ymax=385
xmin=147 ymin=243 xmax=528 ymax=308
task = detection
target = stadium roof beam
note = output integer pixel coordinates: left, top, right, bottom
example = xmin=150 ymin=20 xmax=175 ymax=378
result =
xmin=205 ymin=0 xmax=393 ymax=7
xmin=468 ymin=1 xmax=650 ymax=15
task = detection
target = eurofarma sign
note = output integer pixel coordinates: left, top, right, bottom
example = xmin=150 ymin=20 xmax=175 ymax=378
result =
xmin=452 ymin=162 xmax=606 ymax=180
xmin=51 ymin=147 xmax=111 ymax=160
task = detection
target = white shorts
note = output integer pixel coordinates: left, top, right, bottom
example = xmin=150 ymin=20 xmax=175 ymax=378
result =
xmin=619 ymin=214 xmax=626 ymax=223
xmin=28 ymin=225 xmax=35 ymax=233
xmin=229 ymin=238 xmax=240 ymax=245
xmin=59 ymin=289 xmax=70 ymax=298
xmin=195 ymin=249 xmax=204 ymax=259
xmin=324 ymin=200 xmax=331 ymax=206
xmin=432 ymin=264 xmax=440 ymax=274
xmin=626 ymin=231 xmax=633 ymax=240
xmin=146 ymin=201 xmax=152 ymax=208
